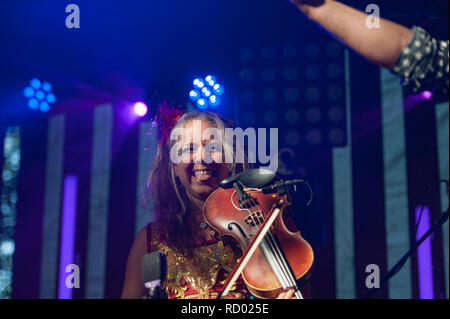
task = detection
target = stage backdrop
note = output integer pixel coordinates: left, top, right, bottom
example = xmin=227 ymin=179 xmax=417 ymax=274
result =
xmin=1 ymin=53 xmax=448 ymax=299
xmin=0 ymin=0 xmax=448 ymax=300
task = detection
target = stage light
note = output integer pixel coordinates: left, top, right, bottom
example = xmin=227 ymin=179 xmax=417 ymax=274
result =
xmin=284 ymin=130 xmax=301 ymax=147
xmin=24 ymin=78 xmax=56 ymax=112
xmin=35 ymin=90 xmax=45 ymax=101
xmin=261 ymin=67 xmax=276 ymax=82
xmin=421 ymin=90 xmax=433 ymax=100
xmin=306 ymin=129 xmax=322 ymax=145
xmin=23 ymin=87 xmax=34 ymax=98
xmin=213 ymin=84 xmax=224 ymax=95
xmin=197 ymin=98 xmax=207 ymax=109
xmin=193 ymin=78 xmax=205 ymax=89
xmin=283 ymin=45 xmax=298 ymax=59
xmin=283 ymin=108 xmax=300 ymax=125
xmin=209 ymin=95 xmax=220 ymax=107
xmin=189 ymin=89 xmax=200 ymax=101
xmin=40 ymin=101 xmax=50 ymax=113
xmin=262 ymin=88 xmax=277 ymax=104
xmin=28 ymin=98 xmax=39 ymax=109
xmin=205 ymin=75 xmax=216 ymax=86
xmin=201 ymin=87 xmax=211 ymax=97
xmin=190 ymin=75 xmax=224 ymax=109
xmin=42 ymin=81 xmax=52 ymax=92
xmin=133 ymin=102 xmax=148 ymax=117
xmin=0 ymin=240 xmax=15 ymax=256
xmin=283 ymin=87 xmax=300 ymax=103
xmin=30 ymin=78 xmax=41 ymax=89
xmin=0 ymin=127 xmax=21 ymax=299
xmin=46 ymin=93 xmax=56 ymax=104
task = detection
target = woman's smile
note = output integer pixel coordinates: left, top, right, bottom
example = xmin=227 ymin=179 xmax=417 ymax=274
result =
xmin=192 ymin=166 xmax=217 ymax=182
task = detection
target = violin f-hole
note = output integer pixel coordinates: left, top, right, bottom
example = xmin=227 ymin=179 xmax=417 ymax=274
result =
xmin=227 ymin=222 xmax=248 ymax=240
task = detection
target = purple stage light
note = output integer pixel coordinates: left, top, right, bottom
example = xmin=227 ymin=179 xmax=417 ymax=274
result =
xmin=133 ymin=102 xmax=148 ymax=117
xmin=58 ymin=175 xmax=78 ymax=299
xmin=421 ymin=90 xmax=433 ymax=100
xmin=415 ymin=205 xmax=434 ymax=299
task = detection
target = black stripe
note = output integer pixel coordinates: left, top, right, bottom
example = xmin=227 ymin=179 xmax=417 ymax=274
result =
xmin=105 ymin=105 xmax=139 ymax=298
xmin=349 ymin=53 xmax=388 ymax=299
xmin=63 ymin=109 xmax=93 ymax=299
xmin=12 ymin=117 xmax=47 ymax=298
xmin=404 ymin=98 xmax=446 ymax=299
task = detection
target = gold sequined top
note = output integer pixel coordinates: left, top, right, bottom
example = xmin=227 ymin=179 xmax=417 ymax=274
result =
xmin=148 ymin=223 xmax=250 ymax=299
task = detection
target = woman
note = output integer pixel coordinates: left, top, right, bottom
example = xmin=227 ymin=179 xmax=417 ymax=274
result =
xmin=121 ymin=107 xmax=306 ymax=299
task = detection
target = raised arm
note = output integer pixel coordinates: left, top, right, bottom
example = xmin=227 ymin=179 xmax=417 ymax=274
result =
xmin=121 ymin=226 xmax=148 ymax=299
xmin=289 ymin=0 xmax=413 ymax=69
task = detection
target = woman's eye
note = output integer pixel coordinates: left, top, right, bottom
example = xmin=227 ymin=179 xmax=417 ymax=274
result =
xmin=181 ymin=146 xmax=196 ymax=154
xmin=209 ymin=144 xmax=222 ymax=152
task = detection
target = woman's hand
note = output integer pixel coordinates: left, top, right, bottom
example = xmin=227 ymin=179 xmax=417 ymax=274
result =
xmin=276 ymin=288 xmax=297 ymax=299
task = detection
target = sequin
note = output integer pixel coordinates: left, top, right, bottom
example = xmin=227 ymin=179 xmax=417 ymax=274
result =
xmin=150 ymin=224 xmax=249 ymax=299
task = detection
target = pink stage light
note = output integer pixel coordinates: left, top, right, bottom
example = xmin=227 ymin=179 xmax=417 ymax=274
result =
xmin=133 ymin=102 xmax=148 ymax=117
xmin=421 ymin=90 xmax=433 ymax=100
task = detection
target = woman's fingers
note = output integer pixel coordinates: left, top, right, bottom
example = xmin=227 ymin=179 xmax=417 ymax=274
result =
xmin=276 ymin=288 xmax=296 ymax=299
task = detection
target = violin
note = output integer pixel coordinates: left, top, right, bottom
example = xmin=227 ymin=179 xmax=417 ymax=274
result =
xmin=203 ymin=168 xmax=314 ymax=299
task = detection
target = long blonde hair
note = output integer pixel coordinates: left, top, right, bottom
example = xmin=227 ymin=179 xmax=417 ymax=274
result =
xmin=145 ymin=110 xmax=248 ymax=253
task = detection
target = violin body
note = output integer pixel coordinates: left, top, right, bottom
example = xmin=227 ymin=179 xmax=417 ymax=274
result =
xmin=203 ymin=187 xmax=314 ymax=299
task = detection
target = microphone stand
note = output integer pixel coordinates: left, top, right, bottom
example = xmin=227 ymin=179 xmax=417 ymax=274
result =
xmin=362 ymin=207 xmax=449 ymax=299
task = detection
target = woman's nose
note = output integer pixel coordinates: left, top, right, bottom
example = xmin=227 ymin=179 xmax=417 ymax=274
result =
xmin=192 ymin=146 xmax=213 ymax=164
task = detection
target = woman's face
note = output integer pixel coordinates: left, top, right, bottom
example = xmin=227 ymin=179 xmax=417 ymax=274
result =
xmin=173 ymin=119 xmax=231 ymax=201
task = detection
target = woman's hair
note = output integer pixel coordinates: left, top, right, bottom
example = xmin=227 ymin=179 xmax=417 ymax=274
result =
xmin=144 ymin=110 xmax=247 ymax=253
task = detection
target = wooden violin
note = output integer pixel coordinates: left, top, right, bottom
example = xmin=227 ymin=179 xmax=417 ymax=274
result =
xmin=203 ymin=169 xmax=314 ymax=299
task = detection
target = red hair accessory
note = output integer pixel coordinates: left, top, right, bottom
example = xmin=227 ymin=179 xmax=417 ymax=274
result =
xmin=153 ymin=101 xmax=184 ymax=147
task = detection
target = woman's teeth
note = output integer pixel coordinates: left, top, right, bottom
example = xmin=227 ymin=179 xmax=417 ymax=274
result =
xmin=193 ymin=170 xmax=216 ymax=181
xmin=193 ymin=170 xmax=214 ymax=177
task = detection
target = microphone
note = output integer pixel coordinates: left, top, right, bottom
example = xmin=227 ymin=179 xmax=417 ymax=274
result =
xmin=142 ymin=251 xmax=167 ymax=299
xmin=260 ymin=179 xmax=305 ymax=194
xmin=260 ymin=179 xmax=313 ymax=206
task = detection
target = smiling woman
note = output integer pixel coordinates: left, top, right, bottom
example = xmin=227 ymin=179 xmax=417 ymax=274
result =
xmin=121 ymin=107 xmax=251 ymax=299
xmin=120 ymin=106 xmax=310 ymax=299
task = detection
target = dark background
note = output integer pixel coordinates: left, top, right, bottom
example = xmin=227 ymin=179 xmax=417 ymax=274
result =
xmin=0 ymin=0 xmax=448 ymax=299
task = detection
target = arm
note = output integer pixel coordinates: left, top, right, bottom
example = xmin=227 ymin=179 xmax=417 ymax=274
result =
xmin=289 ymin=0 xmax=413 ymax=69
xmin=120 ymin=226 xmax=148 ymax=299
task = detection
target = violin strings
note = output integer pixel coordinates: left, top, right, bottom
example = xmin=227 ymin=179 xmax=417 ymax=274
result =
xmin=244 ymin=195 xmax=299 ymax=294
xmin=243 ymin=197 xmax=289 ymax=288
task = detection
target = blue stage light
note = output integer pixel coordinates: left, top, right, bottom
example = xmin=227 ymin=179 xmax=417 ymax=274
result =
xmin=35 ymin=90 xmax=45 ymax=101
xmin=197 ymin=98 xmax=208 ymax=109
xmin=201 ymin=87 xmax=211 ymax=97
xmin=209 ymin=95 xmax=220 ymax=107
xmin=24 ymin=78 xmax=56 ymax=112
xmin=46 ymin=93 xmax=56 ymax=104
xmin=205 ymin=75 xmax=216 ymax=86
xmin=42 ymin=82 xmax=52 ymax=92
xmin=23 ymin=87 xmax=34 ymax=98
xmin=40 ymin=101 xmax=50 ymax=112
xmin=189 ymin=89 xmax=200 ymax=101
xmin=28 ymin=98 xmax=39 ymax=109
xmin=190 ymin=75 xmax=223 ymax=109
xmin=193 ymin=78 xmax=205 ymax=89
xmin=30 ymin=79 xmax=41 ymax=89
xmin=213 ymin=84 xmax=224 ymax=95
